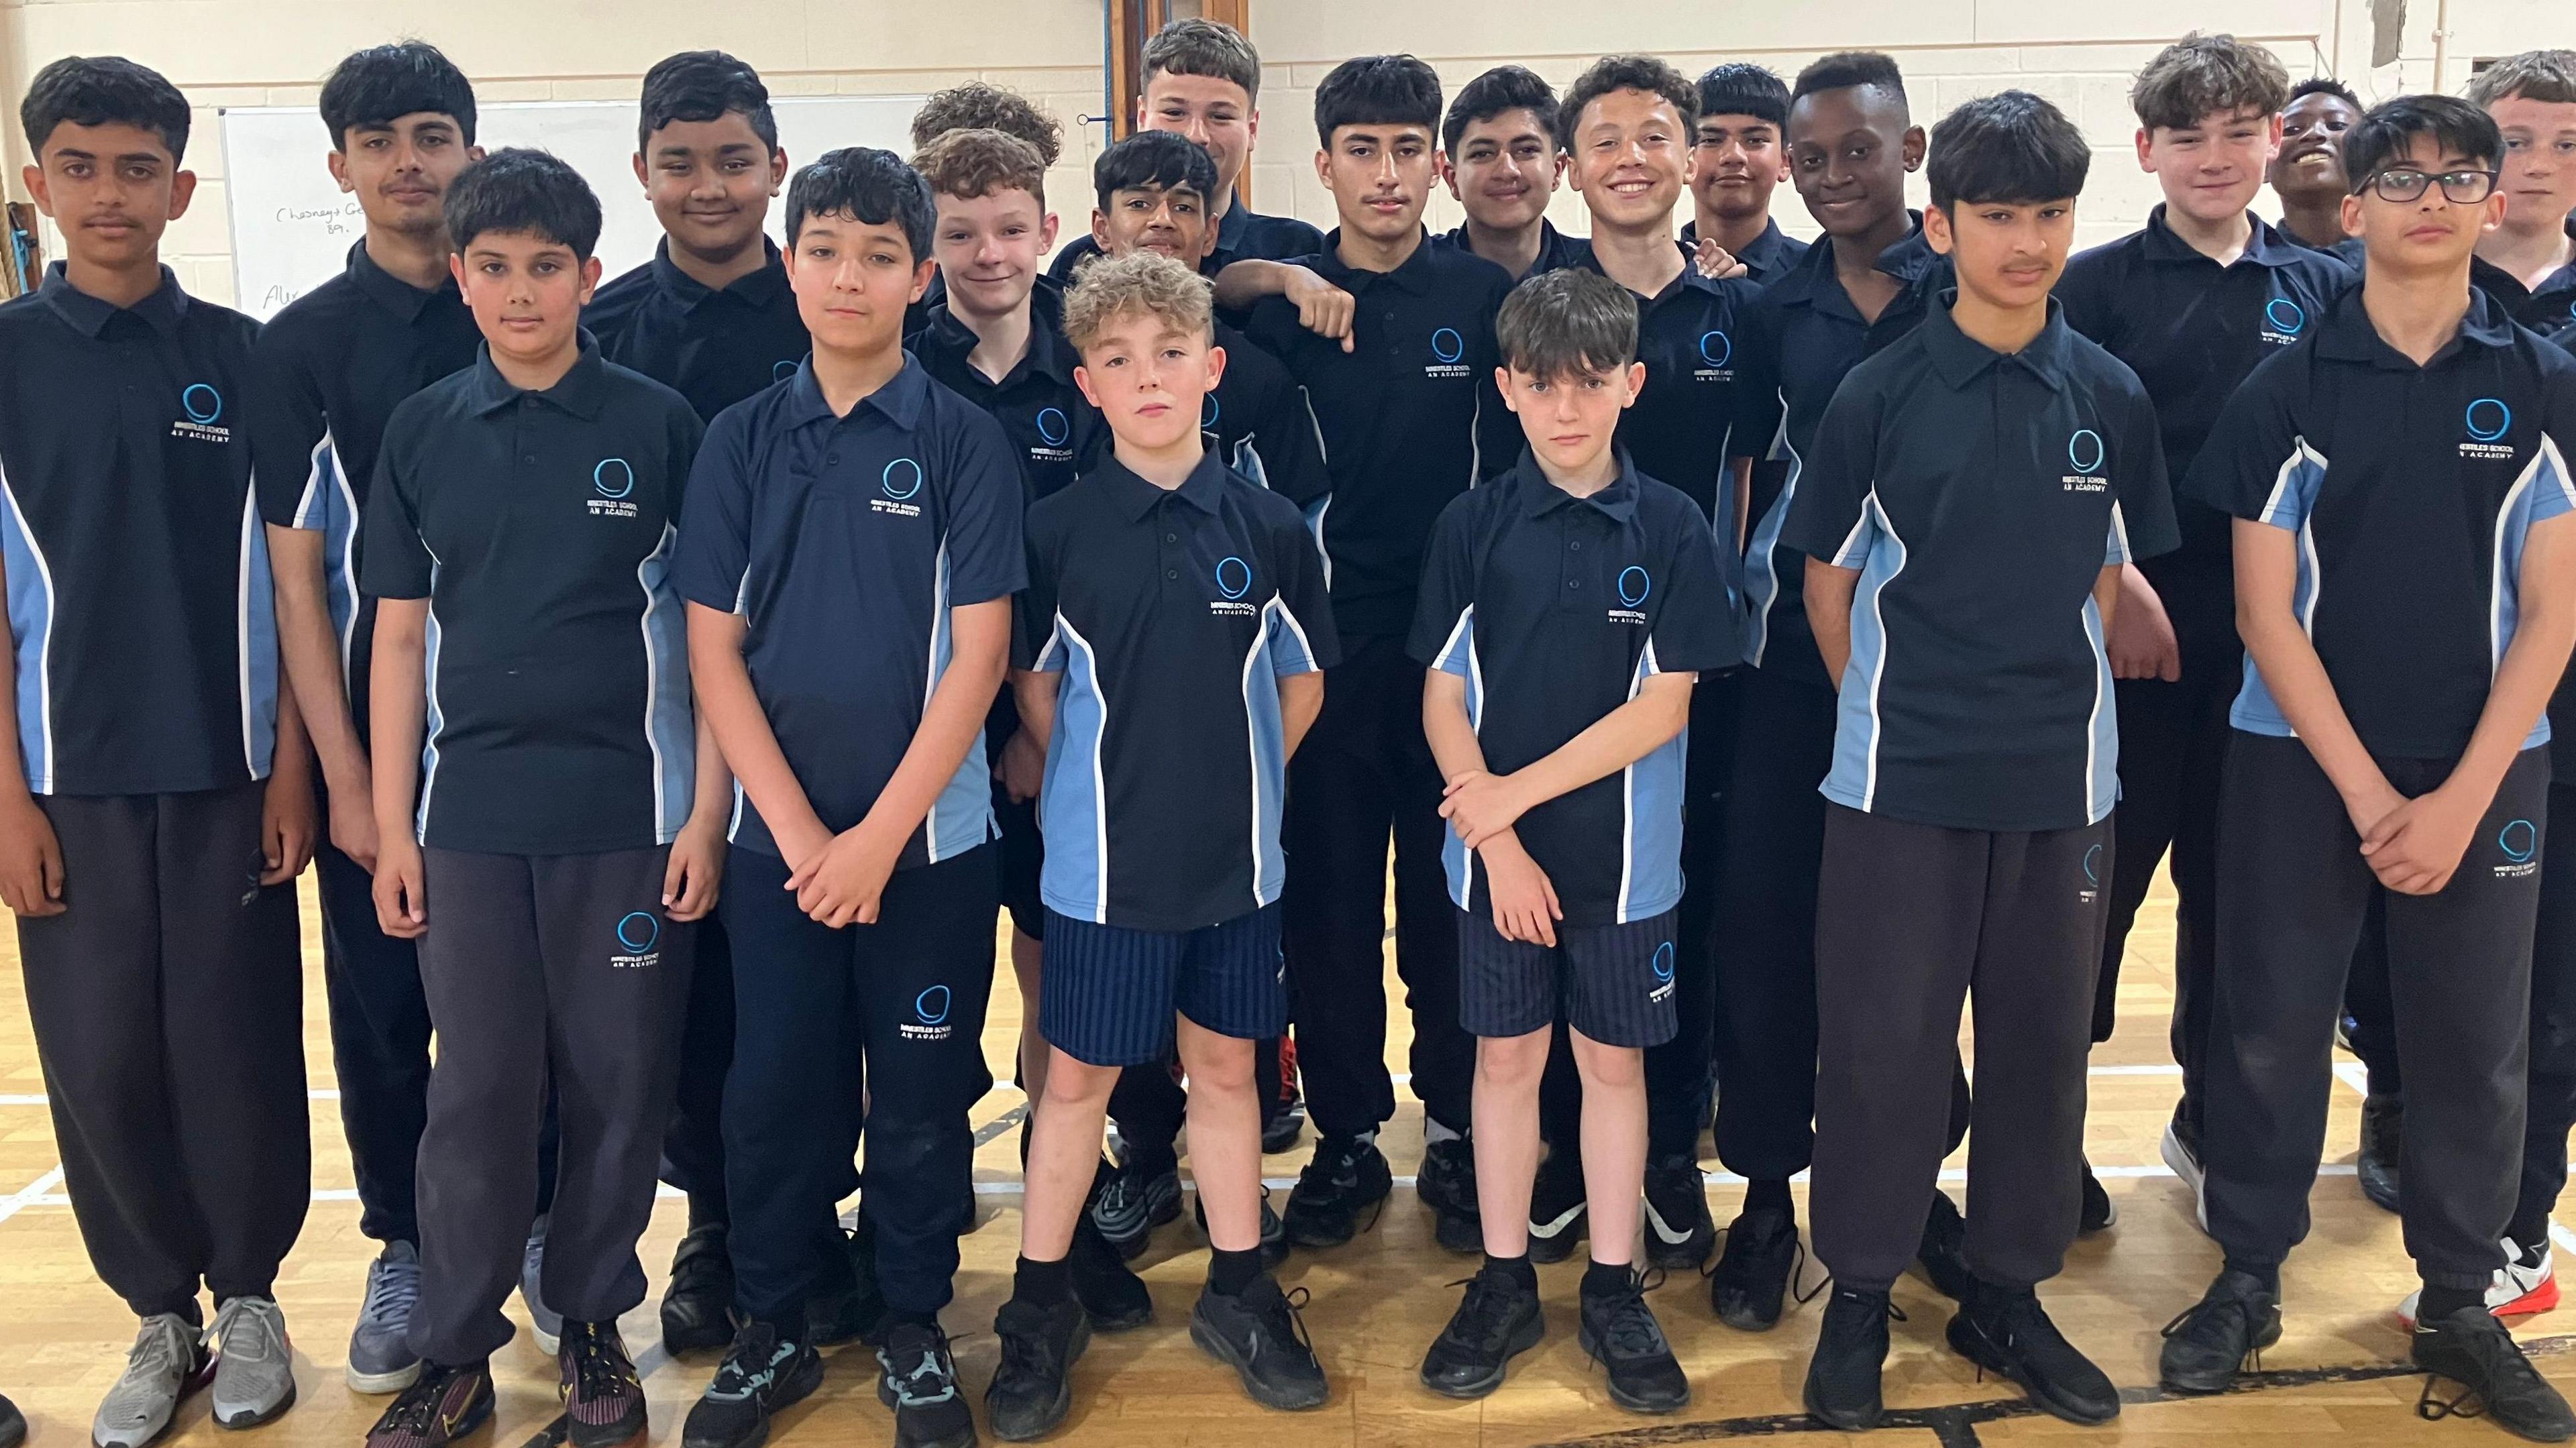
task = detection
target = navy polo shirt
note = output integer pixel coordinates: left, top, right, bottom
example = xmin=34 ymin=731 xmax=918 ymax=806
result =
xmin=1206 ymin=319 xmax=1329 ymax=506
xmin=2281 ymin=221 xmax=2367 ymax=272
xmin=0 ymin=266 xmax=278 ymax=795
xmin=1018 ymin=451 xmax=1338 ymax=931
xmin=1051 ymin=198 xmax=1326 ymax=283
xmin=1730 ymin=219 xmax=1948 ymax=691
xmin=588 ymin=239 xmax=811 ymax=424
xmin=2473 ymin=218 xmax=2576 ymax=348
xmin=911 ymin=276 xmax=1105 ymax=505
xmin=1574 ymin=255 xmax=1760 ymax=532
xmin=1782 ymin=298 xmax=2180 ymax=834
xmin=1408 ymin=451 xmax=1740 ymax=926
xmin=1678 ymin=217 xmax=1811 ymax=283
xmin=1435 ymin=220 xmax=1594 ymax=281
xmin=2186 ymin=285 xmax=2576 ymax=762
xmin=672 ymin=357 xmax=1025 ymax=863
xmin=1244 ymin=230 xmax=1522 ymax=638
xmin=2057 ymin=208 xmax=2356 ymax=621
xmin=247 ymin=241 xmax=481 ymax=728
xmin=363 ymin=343 xmax=702 ymax=854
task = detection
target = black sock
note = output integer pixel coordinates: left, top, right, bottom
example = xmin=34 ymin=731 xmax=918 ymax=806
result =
xmin=1208 ymin=1247 xmax=1263 ymax=1296
xmin=2417 ymin=1283 xmax=2484 ymax=1323
xmin=1970 ymin=1275 xmax=2033 ymax=1311
xmin=687 ymin=1195 xmax=728 ymax=1234
xmin=888 ymin=1306 xmax=941 ymax=1331
xmin=1484 ymin=1251 xmax=1537 ymax=1289
xmin=1122 ymin=1140 xmax=1179 ymax=1181
xmin=1581 ymin=1260 xmax=1635 ymax=1297
xmin=2510 ymin=1219 xmax=2552 ymax=1264
xmin=1744 ymin=1178 xmax=1794 ymax=1218
xmin=1015 ymin=1255 xmax=1072 ymax=1307
xmin=2222 ymin=1257 xmax=2281 ymax=1295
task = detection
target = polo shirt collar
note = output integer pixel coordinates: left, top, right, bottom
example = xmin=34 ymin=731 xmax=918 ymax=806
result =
xmin=1919 ymin=291 xmax=2076 ymax=393
xmin=1104 ymin=447 xmax=1232 ymax=519
xmin=39 ymin=262 xmax=187 ymax=339
xmin=2471 ymin=220 xmax=2576 ymax=309
xmin=1216 ymin=196 xmax=1256 ymax=254
xmin=346 ymin=239 xmax=458 ymax=323
xmin=782 ymin=351 xmax=933 ymax=429
xmin=1513 ymin=447 xmax=1641 ymax=522
xmin=462 ymin=334 xmax=612 ymax=419
xmin=2137 ymin=205 xmax=2308 ymax=269
xmin=921 ymin=276 xmax=1079 ymax=390
xmin=648 ymin=237 xmax=792 ymax=313
xmin=2315 ymin=282 xmax=2519 ymax=368
xmin=1769 ymin=213 xmax=1935 ymax=311
xmin=1314 ymin=227 xmax=1440 ymax=294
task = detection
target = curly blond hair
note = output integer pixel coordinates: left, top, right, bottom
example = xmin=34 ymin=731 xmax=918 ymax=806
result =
xmin=1062 ymin=251 xmax=1214 ymax=352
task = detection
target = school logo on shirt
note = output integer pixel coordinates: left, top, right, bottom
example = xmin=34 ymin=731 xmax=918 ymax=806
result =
xmin=1609 ymin=565 xmax=1650 ymax=625
xmin=902 ymin=984 xmax=955 ymax=1042
xmin=2062 ymin=429 xmax=2108 ymax=494
xmin=2259 ymin=297 xmax=2308 ymax=347
xmin=1201 ymin=395 xmax=1221 ymax=430
xmin=774 ymin=359 xmax=799 ymax=383
xmin=1693 ymin=329 xmax=1736 ymax=383
xmin=588 ymin=458 xmax=640 ymax=518
xmin=2463 ymin=398 xmax=2516 ymax=461
xmin=1030 ymin=406 xmax=1075 ymax=466
xmin=1211 ymin=556 xmax=1258 ymax=617
xmin=1648 ymin=940 xmax=1676 ymax=1004
xmin=1426 ymin=327 xmax=1471 ymax=380
xmin=172 ymin=382 xmax=231 ymax=444
xmin=610 ymin=911 xmax=663 ymax=968
xmin=874 ymin=457 xmax=926 ymax=518
xmin=2497 ymin=819 xmax=2541 ymax=879
xmin=2080 ymin=842 xmax=2104 ymax=905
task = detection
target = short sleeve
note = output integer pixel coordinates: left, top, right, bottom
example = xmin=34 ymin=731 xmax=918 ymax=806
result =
xmin=1267 ymin=508 xmax=1340 ymax=675
xmin=358 ymin=422 xmax=433 ymax=600
xmin=939 ymin=408 xmax=1030 ymax=606
xmin=2054 ymin=245 xmax=2120 ymax=348
xmin=673 ymin=408 xmax=755 ymax=613
xmin=245 ymin=326 xmax=334 ymax=530
xmin=2182 ymin=349 xmax=2317 ymax=529
xmin=1727 ymin=300 xmax=1783 ymax=463
xmin=2531 ymin=353 xmax=2576 ymax=524
xmin=1644 ymin=508 xmax=1745 ymax=674
xmin=2109 ymin=376 xmax=2180 ymax=563
xmin=1778 ymin=379 xmax=1880 ymax=565
xmin=1407 ymin=497 xmax=1481 ymax=671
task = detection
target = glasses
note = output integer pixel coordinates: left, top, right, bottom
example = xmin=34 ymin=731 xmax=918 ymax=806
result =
xmin=2361 ymin=168 xmax=2500 ymax=204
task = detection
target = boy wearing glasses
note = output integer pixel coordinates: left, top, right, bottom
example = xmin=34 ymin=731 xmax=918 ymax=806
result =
xmin=2159 ymin=96 xmax=2576 ymax=1441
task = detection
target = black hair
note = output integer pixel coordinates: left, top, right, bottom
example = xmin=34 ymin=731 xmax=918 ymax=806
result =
xmin=320 ymin=42 xmax=476 ymax=150
xmin=1793 ymin=51 xmax=1908 ymax=107
xmin=19 ymin=55 xmax=191 ymax=163
xmin=1557 ymin=54 xmax=1697 ymax=154
xmin=1697 ymin=62 xmax=1790 ymax=129
xmin=2286 ymin=76 xmax=2363 ymax=111
xmin=637 ymin=50 xmax=777 ymax=154
xmin=1313 ymin=54 xmax=1442 ymax=148
xmin=1442 ymin=65 xmax=1558 ymax=158
xmin=1496 ymin=266 xmax=1638 ymax=380
xmin=2341 ymin=93 xmax=2504 ymax=193
xmin=1091 ymin=129 xmax=1218 ymax=213
xmin=1925 ymin=91 xmax=2090 ymax=209
xmin=784 ymin=146 xmax=935 ymax=260
xmin=442 ymin=148 xmax=602 ymax=258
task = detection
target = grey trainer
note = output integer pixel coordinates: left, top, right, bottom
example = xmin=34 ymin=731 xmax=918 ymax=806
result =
xmin=211 ymin=1296 xmax=297 ymax=1429
xmin=92 ymin=1313 xmax=209 ymax=1448
xmin=349 ymin=1242 xmax=424 ymax=1393
xmin=524 ymin=1215 xmax=563 ymax=1355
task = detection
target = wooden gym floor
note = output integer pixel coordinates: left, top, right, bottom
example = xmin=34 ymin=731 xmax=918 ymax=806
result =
xmin=0 ymin=869 xmax=2557 ymax=1446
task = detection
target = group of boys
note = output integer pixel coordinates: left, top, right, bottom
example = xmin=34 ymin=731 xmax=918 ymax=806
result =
xmin=9 ymin=14 xmax=2576 ymax=1448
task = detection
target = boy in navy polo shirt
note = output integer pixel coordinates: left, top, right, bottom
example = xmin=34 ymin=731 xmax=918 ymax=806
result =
xmin=244 ymin=40 xmax=486 ymax=1396
xmin=2472 ymin=53 xmax=2576 ymax=345
xmin=1787 ymin=93 xmax=2177 ymax=1431
xmin=2271 ymin=80 xmax=2367 ymax=264
xmin=1410 ymin=267 xmax=1736 ymax=1414
xmin=2055 ymin=33 xmax=2351 ymax=1227
xmin=360 ymin=150 xmax=721 ymax=1448
xmin=1214 ymin=52 xmax=1521 ymax=1256
xmin=1682 ymin=64 xmax=1809 ymax=284
xmin=2159 ymin=97 xmax=2576 ymax=1442
xmin=1436 ymin=66 xmax=1587 ymax=282
xmin=985 ymin=253 xmax=1337 ymax=1438
xmin=674 ymin=148 xmax=1022 ymax=1448
xmin=3 ymin=55 xmax=315 ymax=1448
xmin=1050 ymin=18 xmax=1322 ymax=282
xmin=1708 ymin=49 xmax=1965 ymax=1333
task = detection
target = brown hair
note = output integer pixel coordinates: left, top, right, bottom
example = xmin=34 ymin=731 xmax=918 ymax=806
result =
xmin=910 ymin=127 xmax=1047 ymax=209
xmin=910 ymin=81 xmax=1063 ymax=167
xmin=2130 ymin=33 xmax=2291 ymax=131
xmin=1142 ymin=17 xmax=1262 ymax=103
xmin=2467 ymin=50 xmax=2576 ymax=109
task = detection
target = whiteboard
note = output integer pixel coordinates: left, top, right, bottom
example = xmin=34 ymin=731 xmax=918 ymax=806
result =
xmin=219 ymin=95 xmax=926 ymax=321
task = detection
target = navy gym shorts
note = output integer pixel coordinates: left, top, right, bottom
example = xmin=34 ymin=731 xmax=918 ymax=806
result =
xmin=1458 ymin=907 xmax=1680 ymax=1048
xmin=1040 ymin=903 xmax=1287 ymax=1066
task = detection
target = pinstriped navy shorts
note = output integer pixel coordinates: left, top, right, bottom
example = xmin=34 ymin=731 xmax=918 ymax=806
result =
xmin=1039 ymin=903 xmax=1287 ymax=1066
xmin=1457 ymin=907 xmax=1681 ymax=1048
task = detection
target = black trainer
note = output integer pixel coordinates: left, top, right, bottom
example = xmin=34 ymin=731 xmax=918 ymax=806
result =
xmin=1193 ymin=1186 xmax=1290 ymax=1268
xmin=2078 ymin=1159 xmax=2116 ymax=1234
xmin=1708 ymin=1207 xmax=1801 ymax=1331
xmin=1261 ymin=1071 xmax=1305 ymax=1155
xmin=1805 ymin=1289 xmax=1896 ymax=1430
xmin=985 ymin=1295 xmax=1089 ymax=1443
xmin=2415 ymin=1304 xmax=2576 ymax=1443
xmin=1915 ymin=1189 xmax=1973 ymax=1300
xmin=1189 ymin=1276 xmax=1329 ymax=1411
xmin=1578 ymin=1268 xmax=1690 ymax=1414
xmin=1419 ymin=1263 xmax=1544 ymax=1399
xmin=557 ymin=1321 xmax=647 ymax=1448
xmin=874 ymin=1321 xmax=975 ymax=1448
xmin=1416 ymin=1136 xmax=1483 ymax=1255
xmin=682 ymin=1323 xmax=821 ymax=1448
xmin=1525 ymin=1153 xmax=1589 ymax=1266
xmin=1281 ymin=1135 xmax=1391 ymax=1249
xmin=1945 ymin=1285 xmax=2118 ymax=1426
xmin=1089 ymin=1156 xmax=1182 ymax=1260
xmin=365 ymin=1359 xmax=495 ymax=1448
xmin=1642 ymin=1162 xmax=1715 ymax=1270
xmin=662 ymin=1225 xmax=739 ymax=1355
xmin=2158 ymin=1268 xmax=2281 ymax=1394
xmin=2359 ymin=1094 xmax=2404 ymax=1215
xmin=809 ymin=1219 xmax=886 ymax=1347
xmin=1068 ymin=1217 xmax=1152 ymax=1331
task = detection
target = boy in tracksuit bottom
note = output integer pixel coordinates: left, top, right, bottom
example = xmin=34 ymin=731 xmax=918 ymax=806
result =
xmin=1786 ymin=93 xmax=2178 ymax=1433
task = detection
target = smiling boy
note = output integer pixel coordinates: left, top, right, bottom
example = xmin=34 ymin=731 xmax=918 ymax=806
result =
xmin=1680 ymin=63 xmax=1808 ymax=282
xmin=2270 ymin=78 xmax=2366 ymax=263
xmin=1436 ymin=66 xmax=1587 ymax=281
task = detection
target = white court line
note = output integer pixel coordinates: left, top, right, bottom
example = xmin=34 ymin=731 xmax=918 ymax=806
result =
xmin=0 ymin=1166 xmax=64 ymax=1224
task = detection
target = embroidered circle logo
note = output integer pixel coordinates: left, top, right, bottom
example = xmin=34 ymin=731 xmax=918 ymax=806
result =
xmin=1698 ymin=330 xmax=1732 ymax=368
xmin=1651 ymin=942 xmax=1675 ymax=983
xmin=615 ymin=911 xmax=659 ymax=953
xmin=2083 ymin=842 xmax=2102 ymax=885
xmin=2068 ymin=429 xmax=2106 ymax=475
xmin=773 ymin=359 xmax=798 ymax=382
xmin=2265 ymin=298 xmax=2306 ymax=335
xmin=2467 ymin=398 xmax=2512 ymax=443
xmin=593 ymin=458 xmax=635 ymax=498
xmin=1431 ymin=327 xmax=1464 ymax=364
xmin=1617 ymin=565 xmax=1651 ymax=607
xmin=2502 ymin=819 xmax=2540 ymax=864
xmin=181 ymin=384 xmax=222 ymax=425
xmin=1216 ymin=556 xmax=1252 ymax=600
xmin=1201 ymin=395 xmax=1221 ymax=429
xmin=915 ymin=985 xmax=952 ymax=1026
xmin=882 ymin=457 xmax=924 ymax=500
xmin=1036 ymin=407 xmax=1069 ymax=446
